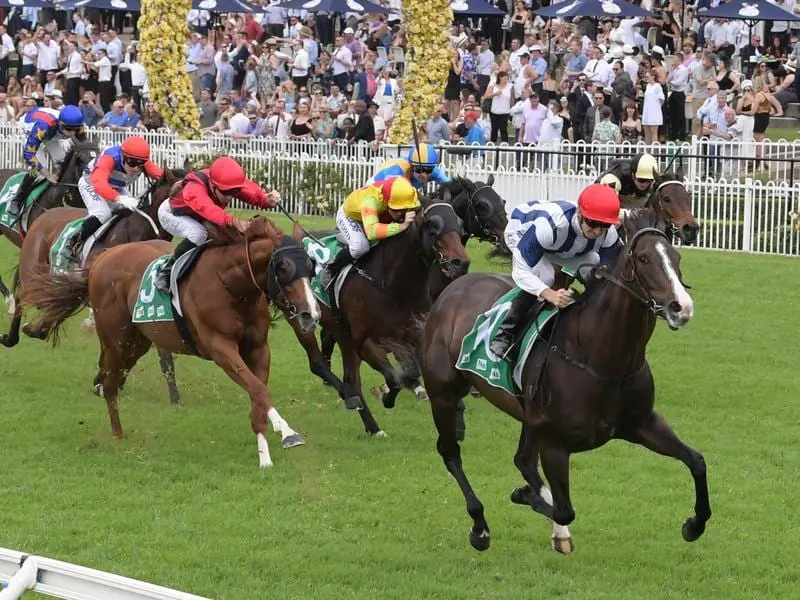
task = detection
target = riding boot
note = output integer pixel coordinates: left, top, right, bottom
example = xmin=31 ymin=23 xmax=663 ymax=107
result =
xmin=489 ymin=290 xmax=539 ymax=360
xmin=320 ymin=248 xmax=355 ymax=290
xmin=63 ymin=216 xmax=102 ymax=263
xmin=155 ymin=239 xmax=196 ymax=293
xmin=8 ymin=173 xmax=36 ymax=216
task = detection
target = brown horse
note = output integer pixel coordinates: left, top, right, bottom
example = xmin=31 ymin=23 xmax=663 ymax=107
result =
xmin=0 ymin=139 xmax=101 ymax=308
xmin=20 ymin=216 xmax=320 ymax=468
xmin=419 ymin=209 xmax=710 ymax=553
xmin=644 ymin=172 xmax=699 ymax=246
xmin=281 ymin=202 xmax=471 ymax=437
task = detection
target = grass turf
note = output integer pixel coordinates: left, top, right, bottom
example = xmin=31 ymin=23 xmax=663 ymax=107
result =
xmin=0 ymin=214 xmax=798 ymax=599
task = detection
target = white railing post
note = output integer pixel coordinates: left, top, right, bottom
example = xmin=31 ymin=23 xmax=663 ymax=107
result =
xmin=742 ymin=177 xmax=754 ymax=253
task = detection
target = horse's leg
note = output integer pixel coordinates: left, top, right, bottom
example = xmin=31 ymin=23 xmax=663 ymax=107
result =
xmin=617 ymin=410 xmax=711 ymax=542
xmin=208 ymin=339 xmax=289 ymax=467
xmin=394 ymin=346 xmax=429 ymax=401
xmin=243 ymin=342 xmax=304 ymax=450
xmin=320 ymin=325 xmax=336 ymax=365
xmin=360 ymin=340 xmax=403 ymax=409
xmin=510 ymin=424 xmax=574 ymax=553
xmin=429 ymin=380 xmax=490 ymax=550
xmin=0 ymin=272 xmax=22 ymax=348
xmin=158 ymin=349 xmax=181 ymax=406
xmin=294 ymin=323 xmax=362 ymax=410
xmin=340 ymin=337 xmax=384 ymax=436
xmin=93 ymin=349 xmax=105 ymax=395
xmin=0 ymin=275 xmax=14 ymax=318
xmin=538 ymin=443 xmax=576 ymax=529
xmin=80 ymin=306 xmax=96 ymax=332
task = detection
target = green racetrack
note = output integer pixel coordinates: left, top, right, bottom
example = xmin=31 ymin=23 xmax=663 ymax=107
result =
xmin=1 ymin=213 xmax=798 ymax=599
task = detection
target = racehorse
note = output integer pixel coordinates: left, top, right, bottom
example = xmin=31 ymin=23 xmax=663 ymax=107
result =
xmin=634 ymin=171 xmax=699 ymax=245
xmin=312 ymin=175 xmax=510 ymax=407
xmin=0 ymin=139 xmax=101 ymax=309
xmin=419 ymin=208 xmax=710 ymax=553
xmin=282 ymin=202 xmax=471 ymax=436
xmin=19 ymin=215 xmax=320 ymax=468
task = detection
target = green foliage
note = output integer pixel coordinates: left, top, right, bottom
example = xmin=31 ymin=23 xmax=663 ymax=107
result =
xmin=185 ymin=152 xmax=350 ymax=216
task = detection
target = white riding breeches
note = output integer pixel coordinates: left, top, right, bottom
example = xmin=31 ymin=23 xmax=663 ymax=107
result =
xmin=505 ymin=229 xmax=599 ymax=297
xmin=335 ymin=205 xmax=371 ymax=259
xmin=158 ymin=201 xmax=209 ymax=246
xmin=78 ymin=174 xmax=125 ymax=224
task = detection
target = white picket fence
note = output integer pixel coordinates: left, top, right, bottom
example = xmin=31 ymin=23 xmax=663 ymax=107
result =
xmin=0 ymin=124 xmax=798 ymax=256
xmin=0 ymin=547 xmax=209 ymax=600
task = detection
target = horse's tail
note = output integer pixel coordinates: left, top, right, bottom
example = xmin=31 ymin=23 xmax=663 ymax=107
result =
xmin=21 ymin=267 xmax=90 ymax=346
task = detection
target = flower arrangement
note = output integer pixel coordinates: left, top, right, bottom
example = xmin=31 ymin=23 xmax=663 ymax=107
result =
xmin=389 ymin=0 xmax=453 ymax=143
xmin=139 ymin=0 xmax=201 ymax=139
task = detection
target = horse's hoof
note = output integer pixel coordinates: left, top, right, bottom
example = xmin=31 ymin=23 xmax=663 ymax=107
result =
xmin=469 ymin=528 xmax=491 ymax=551
xmin=0 ymin=333 xmax=17 ymax=348
xmin=414 ymin=386 xmax=429 ymax=401
xmin=259 ymin=458 xmax=274 ymax=469
xmin=281 ymin=433 xmax=305 ymax=449
xmin=551 ymin=536 xmax=575 ymax=554
xmin=469 ymin=387 xmax=481 ymax=398
xmin=372 ymin=430 xmax=388 ymax=439
xmin=682 ymin=517 xmax=705 ymax=542
xmin=92 ymin=384 xmax=103 ymax=397
xmin=343 ymin=396 xmax=363 ymax=411
xmin=371 ymin=384 xmax=390 ymax=399
xmin=382 ymin=389 xmax=401 ymax=409
xmin=510 ymin=486 xmax=530 ymax=506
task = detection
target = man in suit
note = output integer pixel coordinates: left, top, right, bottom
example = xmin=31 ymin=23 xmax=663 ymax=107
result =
xmin=347 ymin=100 xmax=375 ymax=144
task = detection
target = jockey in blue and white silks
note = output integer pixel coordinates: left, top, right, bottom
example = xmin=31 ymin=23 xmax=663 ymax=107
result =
xmin=368 ymin=143 xmax=450 ymax=191
xmin=489 ymin=184 xmax=623 ymax=358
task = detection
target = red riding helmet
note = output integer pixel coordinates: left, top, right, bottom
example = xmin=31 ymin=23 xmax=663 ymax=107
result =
xmin=578 ymin=183 xmax=620 ymax=225
xmin=121 ymin=136 xmax=151 ymax=161
xmin=209 ymin=156 xmax=246 ymax=192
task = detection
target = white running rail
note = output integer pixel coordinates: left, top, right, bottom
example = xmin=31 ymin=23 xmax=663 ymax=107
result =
xmin=0 ymin=547 xmax=210 ymax=600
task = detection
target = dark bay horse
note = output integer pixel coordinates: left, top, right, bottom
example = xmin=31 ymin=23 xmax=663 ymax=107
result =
xmin=313 ymin=175 xmax=511 ymax=406
xmin=420 ymin=209 xmax=710 ymax=553
xmin=0 ymin=140 xmax=101 ymax=308
xmin=283 ymin=202 xmax=470 ymax=436
xmin=631 ymin=172 xmax=699 ymax=245
xmin=20 ymin=216 xmax=320 ymax=468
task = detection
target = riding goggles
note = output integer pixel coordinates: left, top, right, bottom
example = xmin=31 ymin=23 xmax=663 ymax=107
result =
xmin=584 ymin=218 xmax=612 ymax=230
xmin=123 ymin=157 xmax=147 ymax=168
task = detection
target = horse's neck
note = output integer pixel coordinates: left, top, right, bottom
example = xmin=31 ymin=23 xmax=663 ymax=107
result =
xmin=371 ymin=229 xmax=430 ymax=304
xmin=568 ymin=273 xmax=657 ymax=375
xmin=214 ymin=237 xmax=272 ymax=301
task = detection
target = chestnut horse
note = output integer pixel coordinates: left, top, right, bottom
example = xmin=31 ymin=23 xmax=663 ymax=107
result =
xmin=0 ymin=139 xmax=101 ymax=308
xmin=21 ymin=216 xmax=320 ymax=468
xmin=282 ymin=202 xmax=471 ymax=437
xmin=419 ymin=209 xmax=710 ymax=553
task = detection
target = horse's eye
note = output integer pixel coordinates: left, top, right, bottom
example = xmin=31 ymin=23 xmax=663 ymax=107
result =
xmin=638 ymin=256 xmax=649 ymax=265
xmin=662 ymin=196 xmax=671 ymax=203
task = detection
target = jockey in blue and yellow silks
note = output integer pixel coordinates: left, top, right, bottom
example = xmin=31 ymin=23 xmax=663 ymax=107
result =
xmin=369 ymin=143 xmax=450 ymax=191
xmin=9 ymin=104 xmax=86 ymax=216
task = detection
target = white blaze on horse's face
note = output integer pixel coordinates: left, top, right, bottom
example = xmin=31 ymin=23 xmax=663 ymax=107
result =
xmin=303 ymin=277 xmax=321 ymax=324
xmin=655 ymin=240 xmax=694 ymax=329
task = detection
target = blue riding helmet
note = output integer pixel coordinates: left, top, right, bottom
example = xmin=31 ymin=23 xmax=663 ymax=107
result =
xmin=407 ymin=143 xmax=440 ymax=168
xmin=58 ymin=105 xmax=84 ymax=128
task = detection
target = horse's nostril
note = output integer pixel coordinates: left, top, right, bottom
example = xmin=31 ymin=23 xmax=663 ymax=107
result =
xmin=668 ymin=300 xmax=682 ymax=314
xmin=452 ymin=258 xmax=470 ymax=271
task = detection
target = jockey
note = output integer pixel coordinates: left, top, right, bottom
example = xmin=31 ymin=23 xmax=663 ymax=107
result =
xmin=154 ymin=156 xmax=280 ymax=292
xmin=8 ymin=104 xmax=86 ymax=216
xmin=63 ymin=136 xmax=163 ymax=263
xmin=319 ymin=175 xmax=420 ymax=289
xmin=594 ymin=152 xmax=660 ymax=209
xmin=369 ymin=143 xmax=450 ymax=191
xmin=488 ymin=184 xmax=623 ymax=359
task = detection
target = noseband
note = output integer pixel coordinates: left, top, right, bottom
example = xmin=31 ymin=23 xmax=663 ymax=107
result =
xmin=421 ymin=202 xmax=461 ymax=272
xmin=650 ymin=179 xmax=689 ymax=239
xmin=593 ymin=227 xmax=670 ymax=319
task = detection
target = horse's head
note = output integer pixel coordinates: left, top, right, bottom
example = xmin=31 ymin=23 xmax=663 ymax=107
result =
xmin=649 ymin=174 xmax=699 ymax=246
xmin=58 ymin=139 xmax=101 ymax=183
xmin=414 ymin=202 xmax=470 ymax=280
xmin=441 ymin=175 xmax=511 ymax=258
xmin=614 ymin=212 xmax=694 ymax=330
xmin=249 ymin=217 xmax=320 ymax=333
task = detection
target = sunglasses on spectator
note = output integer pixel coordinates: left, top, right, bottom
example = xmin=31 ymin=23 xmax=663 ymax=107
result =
xmin=583 ymin=218 xmax=611 ymax=229
xmin=124 ymin=157 xmax=146 ymax=168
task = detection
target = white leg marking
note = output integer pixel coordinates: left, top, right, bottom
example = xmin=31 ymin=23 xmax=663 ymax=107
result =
xmin=655 ymin=241 xmax=694 ymax=326
xmin=413 ymin=385 xmax=428 ymax=400
xmin=81 ymin=307 xmax=96 ymax=331
xmin=267 ymin=407 xmax=297 ymax=440
xmin=6 ymin=293 xmax=15 ymax=318
xmin=257 ymin=432 xmax=273 ymax=468
xmin=540 ymin=484 xmax=572 ymax=540
xmin=303 ymin=278 xmax=321 ymax=322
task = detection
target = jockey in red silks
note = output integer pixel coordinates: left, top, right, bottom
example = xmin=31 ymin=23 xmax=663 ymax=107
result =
xmin=154 ymin=156 xmax=280 ymax=291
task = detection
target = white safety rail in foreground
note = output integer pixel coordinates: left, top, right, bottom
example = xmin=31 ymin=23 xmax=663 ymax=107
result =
xmin=0 ymin=547 xmax=210 ymax=600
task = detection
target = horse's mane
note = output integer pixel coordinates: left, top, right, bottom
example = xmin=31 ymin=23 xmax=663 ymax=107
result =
xmin=206 ymin=214 xmax=284 ymax=248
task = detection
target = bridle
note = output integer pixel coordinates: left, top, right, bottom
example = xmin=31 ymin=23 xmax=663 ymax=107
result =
xmin=648 ymin=179 xmax=689 ymax=239
xmin=243 ymin=232 xmax=309 ymax=321
xmin=593 ymin=227 xmax=671 ymax=319
xmin=419 ymin=202 xmax=462 ymax=272
xmin=461 ymin=183 xmax=503 ymax=247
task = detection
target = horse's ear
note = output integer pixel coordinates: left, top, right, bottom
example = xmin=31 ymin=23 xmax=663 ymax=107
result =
xmin=486 ymin=174 xmax=495 ymax=187
xmin=182 ymin=157 xmax=191 ymax=172
xmin=292 ymin=221 xmax=304 ymax=241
